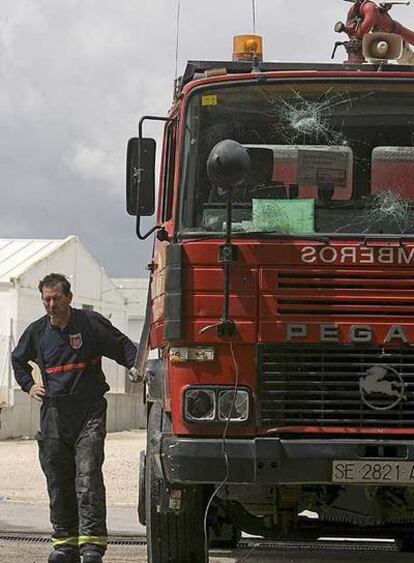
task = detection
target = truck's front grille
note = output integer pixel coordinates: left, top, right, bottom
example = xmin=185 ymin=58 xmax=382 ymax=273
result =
xmin=257 ymin=344 xmax=414 ymax=428
xmin=275 ymin=271 xmax=414 ymax=316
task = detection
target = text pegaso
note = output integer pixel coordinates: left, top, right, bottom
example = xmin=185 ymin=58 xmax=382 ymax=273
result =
xmin=301 ymin=246 xmax=414 ymax=265
xmin=287 ymin=324 xmax=409 ymax=343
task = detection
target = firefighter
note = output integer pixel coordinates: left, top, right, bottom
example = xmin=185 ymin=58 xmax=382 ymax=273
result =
xmin=12 ymin=273 xmax=139 ymax=563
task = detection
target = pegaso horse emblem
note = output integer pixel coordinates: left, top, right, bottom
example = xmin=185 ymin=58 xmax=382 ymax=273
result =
xmin=360 ymin=365 xmax=406 ymax=411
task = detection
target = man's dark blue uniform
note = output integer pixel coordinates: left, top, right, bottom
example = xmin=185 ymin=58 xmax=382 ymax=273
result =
xmin=12 ymin=302 xmax=137 ymax=562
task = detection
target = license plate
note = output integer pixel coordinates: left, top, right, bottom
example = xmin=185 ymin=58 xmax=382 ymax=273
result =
xmin=332 ymin=460 xmax=414 ymax=484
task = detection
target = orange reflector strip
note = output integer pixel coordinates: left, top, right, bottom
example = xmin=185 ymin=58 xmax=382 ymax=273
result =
xmin=46 ymin=363 xmax=87 ymax=374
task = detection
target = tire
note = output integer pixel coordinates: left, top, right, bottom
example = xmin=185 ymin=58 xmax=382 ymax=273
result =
xmin=138 ymin=450 xmax=146 ymax=526
xmin=145 ymin=402 xmax=207 ymax=563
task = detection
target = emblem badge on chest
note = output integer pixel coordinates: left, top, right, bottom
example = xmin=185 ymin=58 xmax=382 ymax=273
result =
xmin=69 ymin=333 xmax=83 ymax=350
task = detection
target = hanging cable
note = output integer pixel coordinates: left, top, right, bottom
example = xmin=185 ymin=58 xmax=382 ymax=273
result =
xmin=174 ymin=0 xmax=181 ymax=84
xmin=202 ymin=340 xmax=240 ymax=561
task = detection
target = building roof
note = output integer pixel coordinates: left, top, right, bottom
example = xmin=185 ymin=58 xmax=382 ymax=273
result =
xmin=112 ymin=278 xmax=149 ymax=317
xmin=0 ymin=237 xmax=74 ymax=283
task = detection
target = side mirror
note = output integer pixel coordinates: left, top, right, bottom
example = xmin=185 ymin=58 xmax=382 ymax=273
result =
xmin=126 ymin=137 xmax=156 ymax=216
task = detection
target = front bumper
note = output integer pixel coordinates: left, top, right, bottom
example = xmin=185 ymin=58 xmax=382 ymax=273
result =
xmin=160 ymin=436 xmax=413 ymax=484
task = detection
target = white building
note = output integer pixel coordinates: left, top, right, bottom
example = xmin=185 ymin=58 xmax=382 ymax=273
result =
xmin=111 ymin=277 xmax=149 ymax=345
xmin=111 ymin=278 xmax=149 ymax=397
xmin=0 ymin=236 xmax=145 ymax=439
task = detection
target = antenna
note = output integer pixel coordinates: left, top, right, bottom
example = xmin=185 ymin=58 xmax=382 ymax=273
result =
xmin=252 ymin=0 xmax=257 ymax=35
xmin=174 ymin=0 xmax=181 ymax=83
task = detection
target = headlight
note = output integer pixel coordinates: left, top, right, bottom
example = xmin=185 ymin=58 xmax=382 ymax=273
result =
xmin=184 ymin=387 xmax=251 ymax=423
xmin=218 ymin=390 xmax=250 ymax=422
xmin=184 ymin=389 xmax=216 ymax=422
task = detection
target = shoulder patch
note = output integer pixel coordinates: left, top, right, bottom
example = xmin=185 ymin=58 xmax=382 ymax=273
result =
xmin=69 ymin=333 xmax=83 ymax=350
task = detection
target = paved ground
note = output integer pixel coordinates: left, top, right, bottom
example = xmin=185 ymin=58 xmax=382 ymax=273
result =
xmin=1 ymin=431 xmax=412 ymax=562
xmin=0 ymin=430 xmax=147 ymax=560
xmin=0 ymin=430 xmax=146 ymax=535
xmin=0 ymin=502 xmax=144 ymax=535
xmin=0 ymin=429 xmax=146 ymax=506
xmin=0 ymin=541 xmax=412 ymax=563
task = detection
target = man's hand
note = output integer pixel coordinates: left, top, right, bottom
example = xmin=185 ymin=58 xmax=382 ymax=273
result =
xmin=29 ymin=383 xmax=46 ymax=401
xmin=128 ymin=367 xmax=142 ymax=383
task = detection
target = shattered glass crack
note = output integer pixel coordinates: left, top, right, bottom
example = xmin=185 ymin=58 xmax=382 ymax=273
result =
xmin=364 ymin=190 xmax=413 ymax=234
xmin=262 ymin=87 xmax=352 ymax=145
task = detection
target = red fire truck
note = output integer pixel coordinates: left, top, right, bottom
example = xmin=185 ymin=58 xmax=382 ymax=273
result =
xmin=127 ymin=2 xmax=414 ymax=560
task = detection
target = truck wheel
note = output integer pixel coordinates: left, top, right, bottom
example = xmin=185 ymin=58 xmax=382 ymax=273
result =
xmin=145 ymin=402 xmax=207 ymax=563
xmin=138 ymin=450 xmax=146 ymax=526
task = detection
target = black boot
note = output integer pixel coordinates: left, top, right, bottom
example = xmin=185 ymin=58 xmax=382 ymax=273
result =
xmin=48 ymin=547 xmax=81 ymax=563
xmin=81 ymin=551 xmax=103 ymax=562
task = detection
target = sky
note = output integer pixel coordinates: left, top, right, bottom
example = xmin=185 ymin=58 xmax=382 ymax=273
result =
xmin=1 ymin=0 xmax=414 ymax=277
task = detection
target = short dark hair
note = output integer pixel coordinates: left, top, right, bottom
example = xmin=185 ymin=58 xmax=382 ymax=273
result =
xmin=38 ymin=273 xmax=71 ymax=295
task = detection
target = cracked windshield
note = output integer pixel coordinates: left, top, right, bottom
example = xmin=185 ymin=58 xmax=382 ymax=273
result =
xmin=180 ymin=81 xmax=414 ymax=237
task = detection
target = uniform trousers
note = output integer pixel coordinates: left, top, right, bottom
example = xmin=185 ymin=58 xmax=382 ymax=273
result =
xmin=37 ymin=395 xmax=108 ymax=554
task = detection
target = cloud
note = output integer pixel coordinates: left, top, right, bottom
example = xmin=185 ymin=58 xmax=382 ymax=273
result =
xmin=68 ymin=144 xmax=118 ymax=183
xmin=1 ymin=0 xmax=413 ymax=276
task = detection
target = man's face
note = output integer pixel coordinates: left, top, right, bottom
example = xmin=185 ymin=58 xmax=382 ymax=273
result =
xmin=41 ymin=283 xmax=72 ymax=323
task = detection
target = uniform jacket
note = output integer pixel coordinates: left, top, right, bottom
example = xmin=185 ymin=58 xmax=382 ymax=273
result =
xmin=12 ymin=308 xmax=137 ymax=399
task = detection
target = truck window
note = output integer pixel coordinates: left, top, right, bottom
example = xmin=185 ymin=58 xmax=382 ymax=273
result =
xmin=179 ymin=81 xmax=414 ymax=236
xmin=162 ymin=121 xmax=176 ymax=223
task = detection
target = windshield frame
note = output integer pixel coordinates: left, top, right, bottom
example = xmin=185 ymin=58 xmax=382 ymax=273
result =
xmin=176 ymin=74 xmax=414 ymax=241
